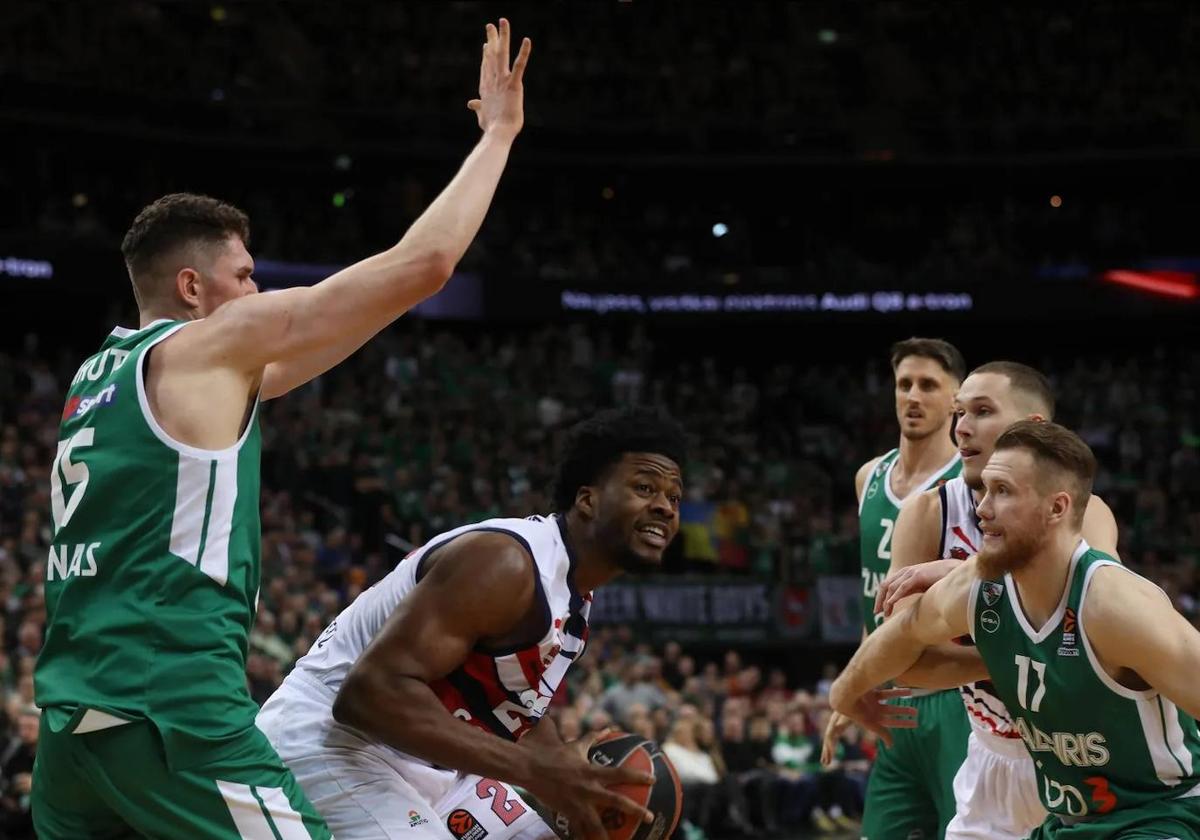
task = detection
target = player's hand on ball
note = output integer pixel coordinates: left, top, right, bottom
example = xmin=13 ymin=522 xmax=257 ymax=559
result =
xmin=522 ymin=728 xmax=655 ymax=840
xmin=468 ymin=18 xmax=531 ymax=140
xmin=875 ymin=558 xmax=961 ymax=618
xmin=832 ymin=686 xmax=917 ymax=748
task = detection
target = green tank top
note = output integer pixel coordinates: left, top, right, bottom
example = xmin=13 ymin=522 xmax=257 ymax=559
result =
xmin=859 ymin=448 xmax=962 ymax=635
xmin=972 ymin=542 xmax=1200 ymax=819
xmin=35 ymin=320 xmax=263 ymax=767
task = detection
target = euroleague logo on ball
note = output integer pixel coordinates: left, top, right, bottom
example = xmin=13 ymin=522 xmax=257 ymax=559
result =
xmin=446 ymin=808 xmax=488 ymax=840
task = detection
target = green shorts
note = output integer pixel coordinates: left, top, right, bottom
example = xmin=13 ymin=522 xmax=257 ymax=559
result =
xmin=1029 ymin=797 xmax=1200 ymax=840
xmin=861 ymin=689 xmax=970 ymax=840
xmin=33 ymin=714 xmax=331 ymax=840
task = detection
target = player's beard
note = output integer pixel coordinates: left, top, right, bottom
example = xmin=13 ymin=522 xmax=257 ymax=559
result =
xmin=976 ymin=522 xmax=1044 ymax=579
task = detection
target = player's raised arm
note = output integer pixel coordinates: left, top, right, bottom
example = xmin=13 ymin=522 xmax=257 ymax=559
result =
xmin=830 ymin=557 xmax=977 ymax=737
xmin=1083 ymin=565 xmax=1200 ymax=721
xmin=192 ymin=20 xmax=531 ymax=394
xmin=331 ymin=532 xmax=654 ymax=840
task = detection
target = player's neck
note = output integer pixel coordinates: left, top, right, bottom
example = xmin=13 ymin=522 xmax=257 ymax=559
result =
xmin=891 ymin=428 xmax=957 ymax=492
xmin=562 ymin=509 xmax=623 ymax=592
xmin=1010 ymin=530 xmax=1084 ymax=629
xmin=138 ymin=306 xmax=197 ymax=328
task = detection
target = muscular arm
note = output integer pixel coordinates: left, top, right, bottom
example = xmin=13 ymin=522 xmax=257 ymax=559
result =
xmin=253 ymin=130 xmax=515 ymax=397
xmin=830 ymin=558 xmax=977 ymax=715
xmin=332 ymin=533 xmax=546 ymax=787
xmin=882 ymin=489 xmax=988 ymax=687
xmin=1083 ymin=565 xmax=1200 ymax=721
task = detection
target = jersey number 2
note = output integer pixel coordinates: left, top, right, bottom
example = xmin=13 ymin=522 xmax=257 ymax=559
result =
xmin=876 ymin=518 xmax=895 ymax=560
xmin=475 ymin=778 xmax=527 ymax=826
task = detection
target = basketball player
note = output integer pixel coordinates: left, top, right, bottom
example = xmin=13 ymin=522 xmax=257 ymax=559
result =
xmin=831 ymin=421 xmax=1200 ymax=839
xmin=33 ymin=19 xmax=532 ymax=840
xmin=874 ymin=362 xmax=1121 ymax=840
xmin=821 ymin=338 xmax=970 ymax=840
xmin=255 ymin=408 xmax=685 ymax=840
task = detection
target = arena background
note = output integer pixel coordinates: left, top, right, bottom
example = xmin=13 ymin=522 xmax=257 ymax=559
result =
xmin=2 ymin=2 xmax=1199 ymax=838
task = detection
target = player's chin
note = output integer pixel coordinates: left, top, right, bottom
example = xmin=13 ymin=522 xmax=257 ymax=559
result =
xmin=624 ymin=538 xmax=667 ymax=568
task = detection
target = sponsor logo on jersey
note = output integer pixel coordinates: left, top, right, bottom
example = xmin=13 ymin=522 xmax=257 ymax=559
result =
xmin=981 ymin=580 xmax=1004 ymax=606
xmin=1015 ymin=717 xmax=1111 ymax=768
xmin=446 ymin=809 xmax=488 ymax=840
xmin=47 ymin=542 xmax=101 ymax=581
xmin=62 ymin=384 xmax=118 ymax=420
xmin=1058 ymin=607 xmax=1079 ymax=656
xmin=979 ymin=609 xmax=1001 ymax=633
xmin=408 ymin=810 xmax=429 ymax=828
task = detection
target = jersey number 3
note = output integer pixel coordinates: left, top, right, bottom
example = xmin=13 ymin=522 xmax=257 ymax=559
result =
xmin=50 ymin=428 xmax=95 ymax=533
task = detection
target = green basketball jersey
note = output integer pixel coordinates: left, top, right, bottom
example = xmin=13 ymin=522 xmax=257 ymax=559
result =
xmin=35 ymin=320 xmax=264 ymax=768
xmin=972 ymin=542 xmax=1200 ymax=820
xmin=859 ymin=448 xmax=961 ymax=635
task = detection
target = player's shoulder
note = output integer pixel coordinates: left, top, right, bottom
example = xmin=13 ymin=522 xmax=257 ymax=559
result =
xmin=1083 ymin=557 xmax=1165 ymax=624
xmin=855 ymin=451 xmax=892 ymax=498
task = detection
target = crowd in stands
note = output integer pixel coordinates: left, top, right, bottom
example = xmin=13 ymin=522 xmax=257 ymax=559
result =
xmin=1 ymin=319 xmax=1198 ymax=835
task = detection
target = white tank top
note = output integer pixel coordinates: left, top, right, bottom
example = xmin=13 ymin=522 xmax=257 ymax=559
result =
xmin=939 ymin=477 xmax=1022 ymax=741
xmin=286 ymin=514 xmax=591 ymax=741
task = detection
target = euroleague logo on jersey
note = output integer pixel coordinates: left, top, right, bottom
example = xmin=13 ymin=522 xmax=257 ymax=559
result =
xmin=1058 ymin=607 xmax=1079 ymax=657
xmin=447 ymin=809 xmax=488 ymax=840
xmin=949 ymin=547 xmax=971 ymax=561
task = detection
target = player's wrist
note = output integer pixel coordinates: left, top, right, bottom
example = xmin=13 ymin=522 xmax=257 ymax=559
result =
xmin=480 ymin=123 xmax=521 ymax=145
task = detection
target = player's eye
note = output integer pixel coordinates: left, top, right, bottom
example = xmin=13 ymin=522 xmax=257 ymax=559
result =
xmin=636 ymin=483 xmax=653 ymax=494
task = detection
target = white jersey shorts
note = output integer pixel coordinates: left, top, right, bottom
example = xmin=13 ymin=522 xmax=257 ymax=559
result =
xmin=945 ymin=728 xmax=1046 ymax=840
xmin=256 ymin=678 xmax=556 ymax=840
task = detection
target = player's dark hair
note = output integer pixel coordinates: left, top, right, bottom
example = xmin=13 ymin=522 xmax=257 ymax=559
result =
xmin=120 ymin=193 xmax=250 ymax=306
xmin=552 ymin=408 xmax=687 ymax=512
xmin=970 ymin=361 xmax=1055 ymax=419
xmin=994 ymin=420 xmax=1095 ymax=526
xmin=890 ymin=337 xmax=966 ymax=382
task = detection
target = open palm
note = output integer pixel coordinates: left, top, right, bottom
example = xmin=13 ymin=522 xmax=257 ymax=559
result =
xmin=468 ymin=18 xmax=532 ymax=139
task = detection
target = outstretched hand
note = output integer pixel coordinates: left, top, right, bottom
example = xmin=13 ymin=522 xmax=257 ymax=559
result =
xmin=468 ymin=18 xmax=531 ymax=140
xmin=833 ymin=686 xmax=917 ymax=748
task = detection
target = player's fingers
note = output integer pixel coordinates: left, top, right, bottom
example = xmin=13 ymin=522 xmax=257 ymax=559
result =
xmin=867 ymin=720 xmax=894 ymax=748
xmin=511 ymin=36 xmax=532 ymax=84
xmin=875 ymin=569 xmax=904 ymax=613
xmin=595 ymin=787 xmax=655 ymax=824
xmin=499 ymin=18 xmax=511 ymax=69
xmin=877 ymin=686 xmax=912 ymax=700
xmin=485 ymin=22 xmax=498 ymax=51
xmin=467 ymin=100 xmax=481 ymax=111
xmin=596 ymin=763 xmax=656 ymax=788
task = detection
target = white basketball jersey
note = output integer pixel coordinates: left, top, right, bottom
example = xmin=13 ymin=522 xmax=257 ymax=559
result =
xmin=939 ymin=476 xmax=1022 ymax=741
xmin=288 ymin=514 xmax=591 ymax=741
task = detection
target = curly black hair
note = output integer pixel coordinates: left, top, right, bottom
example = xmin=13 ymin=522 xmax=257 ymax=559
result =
xmin=552 ymin=407 xmax=687 ymax=512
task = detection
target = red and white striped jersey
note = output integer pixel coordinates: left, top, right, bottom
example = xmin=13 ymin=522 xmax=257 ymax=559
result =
xmin=288 ymin=514 xmax=590 ymax=744
xmin=939 ymin=476 xmax=1022 ymax=741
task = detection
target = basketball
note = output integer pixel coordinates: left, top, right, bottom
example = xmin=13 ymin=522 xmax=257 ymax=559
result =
xmin=582 ymin=732 xmax=683 ymax=840
xmin=519 ymin=730 xmax=683 ymax=840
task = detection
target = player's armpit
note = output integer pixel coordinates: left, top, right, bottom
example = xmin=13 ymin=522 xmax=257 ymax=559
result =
xmin=1081 ymin=494 xmax=1120 ymax=559
xmin=886 ymin=488 xmax=942 ymax=575
xmin=1084 ymin=565 xmax=1200 ymax=721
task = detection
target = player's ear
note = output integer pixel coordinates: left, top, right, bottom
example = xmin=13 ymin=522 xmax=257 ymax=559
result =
xmin=176 ymin=267 xmax=202 ymax=309
xmin=1028 ymin=413 xmax=1047 ymax=423
xmin=1048 ymin=490 xmax=1071 ymax=525
xmin=574 ymin=485 xmax=597 ymax=520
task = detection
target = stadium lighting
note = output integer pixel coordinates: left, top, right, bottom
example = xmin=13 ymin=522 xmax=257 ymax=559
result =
xmin=712 ymin=223 xmax=729 ymax=238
